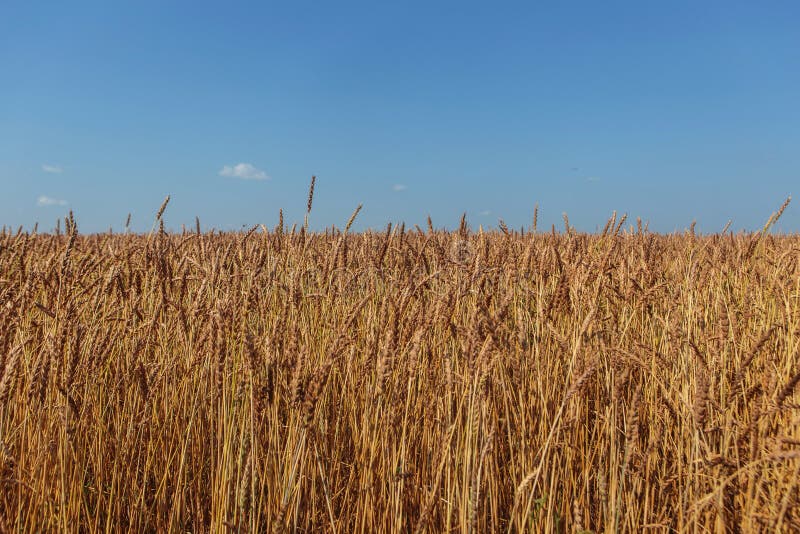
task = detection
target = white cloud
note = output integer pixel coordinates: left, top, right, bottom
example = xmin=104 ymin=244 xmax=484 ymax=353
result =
xmin=219 ymin=163 xmax=269 ymax=180
xmin=37 ymin=195 xmax=68 ymax=207
xmin=42 ymin=164 xmax=63 ymax=174
xmin=479 ymin=210 xmax=491 ymax=216
xmin=392 ymin=184 xmax=407 ymax=191
xmin=586 ymin=176 xmax=601 ymax=183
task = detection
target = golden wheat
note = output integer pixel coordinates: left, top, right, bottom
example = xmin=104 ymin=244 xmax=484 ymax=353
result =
xmin=0 ymin=206 xmax=798 ymax=532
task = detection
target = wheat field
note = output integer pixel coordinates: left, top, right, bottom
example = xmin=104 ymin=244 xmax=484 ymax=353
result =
xmin=1 ymin=200 xmax=799 ymax=532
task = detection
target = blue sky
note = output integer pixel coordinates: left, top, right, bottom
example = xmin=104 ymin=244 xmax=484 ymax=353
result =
xmin=1 ymin=1 xmax=798 ymax=233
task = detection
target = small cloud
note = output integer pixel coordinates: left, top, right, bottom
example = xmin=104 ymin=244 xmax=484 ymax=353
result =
xmin=42 ymin=164 xmax=63 ymax=174
xmin=392 ymin=184 xmax=407 ymax=192
xmin=479 ymin=210 xmax=491 ymax=216
xmin=219 ymin=163 xmax=269 ymax=180
xmin=37 ymin=195 xmax=68 ymax=207
xmin=586 ymin=176 xmax=601 ymax=183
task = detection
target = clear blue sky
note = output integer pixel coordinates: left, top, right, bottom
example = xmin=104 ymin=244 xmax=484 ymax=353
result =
xmin=2 ymin=1 xmax=798 ymax=233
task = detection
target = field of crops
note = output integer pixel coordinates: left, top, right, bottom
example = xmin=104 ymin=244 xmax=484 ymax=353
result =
xmin=1 ymin=202 xmax=799 ymax=532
